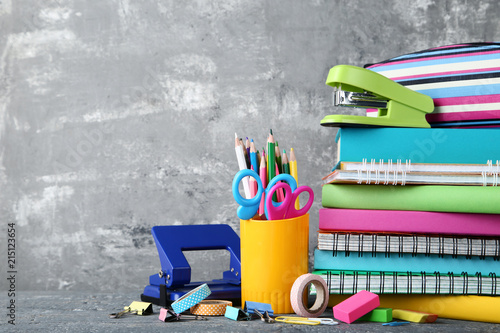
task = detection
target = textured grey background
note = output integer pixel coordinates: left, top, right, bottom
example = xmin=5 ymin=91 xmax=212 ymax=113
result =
xmin=1 ymin=0 xmax=500 ymax=293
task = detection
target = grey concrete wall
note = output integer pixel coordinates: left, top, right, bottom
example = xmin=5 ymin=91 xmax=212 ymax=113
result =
xmin=1 ymin=0 xmax=500 ymax=292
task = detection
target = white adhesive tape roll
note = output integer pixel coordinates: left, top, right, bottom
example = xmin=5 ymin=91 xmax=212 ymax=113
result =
xmin=290 ymin=273 xmax=329 ymax=318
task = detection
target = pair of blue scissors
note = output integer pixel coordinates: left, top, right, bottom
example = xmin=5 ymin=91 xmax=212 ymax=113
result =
xmin=232 ymin=169 xmax=314 ymax=220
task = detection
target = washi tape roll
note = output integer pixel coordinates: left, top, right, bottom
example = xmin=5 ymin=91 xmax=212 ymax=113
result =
xmin=190 ymin=300 xmax=233 ymax=316
xmin=171 ymin=283 xmax=211 ymax=314
xmin=290 ymin=273 xmax=329 ymax=318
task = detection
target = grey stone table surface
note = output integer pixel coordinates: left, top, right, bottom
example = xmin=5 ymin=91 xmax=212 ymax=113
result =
xmin=4 ymin=291 xmax=500 ymax=332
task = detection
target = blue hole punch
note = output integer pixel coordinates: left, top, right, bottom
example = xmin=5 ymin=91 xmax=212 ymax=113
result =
xmin=140 ymin=224 xmax=241 ymax=307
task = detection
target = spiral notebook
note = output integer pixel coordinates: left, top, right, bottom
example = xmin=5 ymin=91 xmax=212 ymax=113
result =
xmin=311 ymin=270 xmax=500 ymax=295
xmin=323 ymin=159 xmax=500 ymax=186
xmin=318 ymin=232 xmax=500 ymax=259
xmin=313 ymin=248 xmax=500 ymax=276
xmin=319 ymin=209 xmax=500 ymax=236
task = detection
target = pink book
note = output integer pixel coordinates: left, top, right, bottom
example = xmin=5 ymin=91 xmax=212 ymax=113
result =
xmin=319 ymin=208 xmax=500 ymax=236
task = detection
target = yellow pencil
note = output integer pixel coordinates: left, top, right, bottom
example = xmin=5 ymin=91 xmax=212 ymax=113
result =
xmin=289 ymin=148 xmax=299 ymax=209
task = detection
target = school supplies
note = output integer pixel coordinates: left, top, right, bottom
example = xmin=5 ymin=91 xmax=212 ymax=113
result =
xmin=318 ymin=231 xmax=500 ymax=258
xmin=322 ymin=184 xmax=500 ymax=214
xmin=323 ymin=168 xmax=500 ymax=186
xmin=234 ymin=133 xmax=251 ymax=199
xmin=328 ymin=294 xmax=500 ymax=323
xmin=275 ymin=316 xmax=338 ymax=325
xmin=365 ymin=42 xmax=500 ymax=126
xmin=232 ymin=169 xmax=313 ymax=220
xmin=314 ymin=248 xmax=500 ymax=278
xmin=290 ymin=273 xmax=329 ymax=318
xmin=109 ymin=301 xmax=153 ymax=318
xmin=171 ymin=283 xmax=211 ymax=314
xmin=141 ymin=225 xmax=241 ymax=307
xmin=312 ymin=270 xmax=500 ymax=295
xmin=324 ymin=159 xmax=500 ymax=186
xmin=383 ymin=321 xmax=410 ymax=326
xmin=332 ymin=290 xmax=380 ymax=323
xmin=339 ymin=159 xmax=500 ymax=174
xmin=240 ymin=214 xmax=309 ymax=314
xmin=243 ymin=301 xmax=274 ymax=316
xmin=190 ymin=300 xmax=232 ymax=316
xmin=392 ymin=309 xmax=438 ymax=323
xmin=267 ymin=132 xmax=276 ymax=185
xmin=318 ymin=209 xmax=500 ymax=236
xmin=321 ymin=65 xmax=434 ymax=128
xmin=331 ymin=127 xmax=500 ymax=170
xmin=358 ymin=308 xmax=392 ymax=323
xmin=224 ymin=306 xmax=251 ymax=321
xmin=289 ymin=148 xmax=300 ymax=209
xmin=158 ymin=308 xmax=207 ymax=322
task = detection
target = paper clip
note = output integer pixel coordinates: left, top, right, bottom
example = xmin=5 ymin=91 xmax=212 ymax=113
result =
xmin=109 ymin=301 xmax=153 ymax=318
xmin=276 ymin=316 xmax=338 ymax=326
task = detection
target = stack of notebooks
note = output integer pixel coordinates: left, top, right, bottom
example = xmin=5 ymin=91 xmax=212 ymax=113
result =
xmin=312 ymin=127 xmax=500 ymax=323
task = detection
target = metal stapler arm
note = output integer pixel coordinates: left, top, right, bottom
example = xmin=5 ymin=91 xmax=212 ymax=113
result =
xmin=321 ymin=65 xmax=434 ymax=128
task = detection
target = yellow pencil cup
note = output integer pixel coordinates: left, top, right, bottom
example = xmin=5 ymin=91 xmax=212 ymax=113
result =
xmin=240 ymin=214 xmax=309 ymax=314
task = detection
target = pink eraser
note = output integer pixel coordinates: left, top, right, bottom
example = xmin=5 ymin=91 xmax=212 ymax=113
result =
xmin=158 ymin=308 xmax=168 ymax=321
xmin=333 ymin=290 xmax=380 ymax=323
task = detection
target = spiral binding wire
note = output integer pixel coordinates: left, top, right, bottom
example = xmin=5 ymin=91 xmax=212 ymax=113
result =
xmin=353 ymin=159 xmax=500 ymax=186
xmin=324 ymin=233 xmax=500 ymax=259
xmin=319 ymin=270 xmax=500 ymax=295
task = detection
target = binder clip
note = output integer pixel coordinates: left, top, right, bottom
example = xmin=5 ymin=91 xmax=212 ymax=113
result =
xmin=321 ymin=65 xmax=434 ymax=128
xmin=158 ymin=308 xmax=207 ymax=322
xmin=224 ymin=306 xmax=251 ymax=321
xmin=141 ymin=224 xmax=241 ymax=307
xmin=244 ymin=301 xmax=274 ymax=316
xmin=109 ymin=301 xmax=153 ymax=318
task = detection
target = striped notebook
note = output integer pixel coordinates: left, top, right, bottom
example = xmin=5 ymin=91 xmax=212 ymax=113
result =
xmin=365 ymin=43 xmax=500 ymax=125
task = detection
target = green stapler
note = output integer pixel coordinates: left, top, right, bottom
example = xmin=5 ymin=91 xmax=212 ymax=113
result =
xmin=321 ymin=65 xmax=434 ymax=128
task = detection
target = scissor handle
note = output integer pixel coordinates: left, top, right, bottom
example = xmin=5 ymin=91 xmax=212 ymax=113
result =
xmin=264 ymin=174 xmax=297 ymax=219
xmin=284 ymin=185 xmax=314 ymax=219
xmin=265 ymin=182 xmax=292 ymax=220
xmin=232 ymin=169 xmax=263 ymax=220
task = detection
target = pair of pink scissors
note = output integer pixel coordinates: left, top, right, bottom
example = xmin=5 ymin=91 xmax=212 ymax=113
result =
xmin=265 ymin=175 xmax=314 ymax=220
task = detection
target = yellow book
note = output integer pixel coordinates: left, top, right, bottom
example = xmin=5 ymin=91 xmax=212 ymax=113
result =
xmin=328 ymin=294 xmax=500 ymax=324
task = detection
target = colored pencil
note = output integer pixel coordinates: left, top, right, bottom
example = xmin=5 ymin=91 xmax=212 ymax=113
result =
xmin=235 ymin=133 xmax=251 ymax=199
xmin=289 ymin=148 xmax=299 ymax=209
xmin=267 ymin=131 xmax=276 ymax=184
xmin=258 ymin=153 xmax=267 ymax=216
xmin=275 ymin=141 xmax=282 ymax=174
xmin=245 ymin=137 xmax=251 ymax=158
xmin=250 ymin=139 xmax=258 ymax=175
xmin=282 ymin=149 xmax=290 ymax=175
xmin=249 ymin=166 xmax=258 ymax=199
xmin=275 ymin=162 xmax=285 ymax=202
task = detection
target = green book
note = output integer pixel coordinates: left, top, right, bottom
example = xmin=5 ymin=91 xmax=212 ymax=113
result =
xmin=322 ymin=184 xmax=500 ymax=214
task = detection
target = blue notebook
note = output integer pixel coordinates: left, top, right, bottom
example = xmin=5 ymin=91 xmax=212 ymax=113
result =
xmin=313 ymin=248 xmax=500 ymax=276
xmin=333 ymin=127 xmax=500 ymax=170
